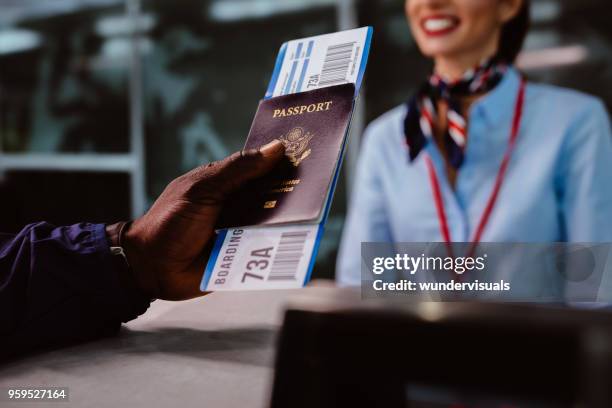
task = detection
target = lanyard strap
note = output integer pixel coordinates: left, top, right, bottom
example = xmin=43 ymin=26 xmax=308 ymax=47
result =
xmin=425 ymin=78 xmax=526 ymax=255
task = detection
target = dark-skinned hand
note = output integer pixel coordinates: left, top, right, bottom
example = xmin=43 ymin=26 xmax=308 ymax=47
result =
xmin=106 ymin=140 xmax=285 ymax=300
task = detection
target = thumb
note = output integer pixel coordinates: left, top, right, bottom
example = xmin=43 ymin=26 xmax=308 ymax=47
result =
xmin=194 ymin=139 xmax=286 ymax=197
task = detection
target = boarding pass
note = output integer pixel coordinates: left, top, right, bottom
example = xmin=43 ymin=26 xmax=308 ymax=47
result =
xmin=265 ymin=26 xmax=372 ymax=99
xmin=201 ymin=27 xmax=372 ymax=291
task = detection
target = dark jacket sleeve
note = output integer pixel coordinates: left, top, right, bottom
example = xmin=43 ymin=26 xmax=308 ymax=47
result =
xmin=0 ymin=222 xmax=150 ymax=359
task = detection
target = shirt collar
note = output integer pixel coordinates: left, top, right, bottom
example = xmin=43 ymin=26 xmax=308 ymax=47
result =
xmin=470 ymin=65 xmax=522 ymax=128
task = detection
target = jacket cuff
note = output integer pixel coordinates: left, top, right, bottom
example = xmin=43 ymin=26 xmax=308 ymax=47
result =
xmin=91 ymin=223 xmax=151 ymax=323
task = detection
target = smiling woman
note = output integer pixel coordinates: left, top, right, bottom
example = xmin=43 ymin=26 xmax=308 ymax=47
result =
xmin=336 ymin=0 xmax=612 ymax=295
xmin=406 ymin=0 xmax=526 ymax=79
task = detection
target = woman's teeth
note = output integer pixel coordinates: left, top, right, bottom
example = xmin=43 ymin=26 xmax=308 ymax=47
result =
xmin=424 ymin=18 xmax=456 ymax=32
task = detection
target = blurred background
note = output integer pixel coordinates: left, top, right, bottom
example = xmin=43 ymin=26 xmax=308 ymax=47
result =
xmin=0 ymin=0 xmax=610 ymax=280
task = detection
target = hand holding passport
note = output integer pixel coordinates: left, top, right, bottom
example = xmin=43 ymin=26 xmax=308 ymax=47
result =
xmin=219 ymin=83 xmax=355 ymax=228
xmin=201 ymin=27 xmax=372 ymax=292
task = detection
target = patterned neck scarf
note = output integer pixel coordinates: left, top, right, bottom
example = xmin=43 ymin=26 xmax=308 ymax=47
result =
xmin=404 ymin=58 xmax=508 ymax=168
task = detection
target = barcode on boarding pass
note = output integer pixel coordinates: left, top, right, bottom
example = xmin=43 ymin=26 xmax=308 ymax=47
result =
xmin=318 ymin=42 xmax=356 ymax=87
xmin=203 ymin=225 xmax=320 ymax=291
xmin=268 ymin=231 xmax=310 ymax=281
xmin=265 ymin=27 xmax=371 ymax=99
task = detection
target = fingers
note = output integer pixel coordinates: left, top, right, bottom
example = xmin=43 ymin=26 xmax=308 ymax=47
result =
xmin=242 ymin=139 xmax=286 ymax=178
xmin=224 ymin=139 xmax=286 ymax=191
xmin=189 ymin=139 xmax=286 ymax=198
xmin=258 ymin=139 xmax=286 ymax=162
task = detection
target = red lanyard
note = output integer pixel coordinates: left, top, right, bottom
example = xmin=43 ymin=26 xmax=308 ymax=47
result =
xmin=424 ymin=78 xmax=526 ymax=257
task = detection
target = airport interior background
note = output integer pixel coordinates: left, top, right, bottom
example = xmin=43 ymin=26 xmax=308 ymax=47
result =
xmin=1 ymin=0 xmax=611 ymax=280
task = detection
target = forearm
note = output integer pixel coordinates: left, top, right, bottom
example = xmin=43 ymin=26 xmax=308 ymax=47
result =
xmin=0 ymin=222 xmax=150 ymax=359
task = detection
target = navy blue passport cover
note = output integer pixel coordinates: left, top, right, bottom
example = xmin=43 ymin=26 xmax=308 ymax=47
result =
xmin=218 ymin=83 xmax=355 ymax=229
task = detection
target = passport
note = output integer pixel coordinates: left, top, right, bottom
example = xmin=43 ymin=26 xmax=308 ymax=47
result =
xmin=218 ymin=83 xmax=355 ymax=228
xmin=202 ymin=27 xmax=372 ymax=292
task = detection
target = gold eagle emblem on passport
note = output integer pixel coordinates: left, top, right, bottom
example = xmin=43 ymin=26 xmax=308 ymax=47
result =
xmin=280 ymin=127 xmax=313 ymax=167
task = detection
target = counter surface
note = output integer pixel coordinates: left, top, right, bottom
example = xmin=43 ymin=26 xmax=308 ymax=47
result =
xmin=0 ymin=287 xmax=347 ymax=408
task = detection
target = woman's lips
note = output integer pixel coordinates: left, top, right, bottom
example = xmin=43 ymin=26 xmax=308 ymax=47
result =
xmin=420 ymin=15 xmax=460 ymax=36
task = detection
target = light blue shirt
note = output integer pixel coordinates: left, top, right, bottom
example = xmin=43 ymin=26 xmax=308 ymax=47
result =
xmin=337 ymin=67 xmax=612 ymax=295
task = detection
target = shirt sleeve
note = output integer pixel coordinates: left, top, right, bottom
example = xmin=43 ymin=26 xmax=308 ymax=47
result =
xmin=336 ymin=123 xmax=394 ymax=287
xmin=556 ymin=99 xmax=612 ymax=242
xmin=555 ymin=99 xmax=612 ymax=304
xmin=0 ymin=222 xmax=151 ymax=359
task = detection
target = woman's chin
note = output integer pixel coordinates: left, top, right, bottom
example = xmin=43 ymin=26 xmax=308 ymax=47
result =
xmin=420 ymin=45 xmax=465 ymax=60
xmin=416 ymin=36 xmax=467 ymax=59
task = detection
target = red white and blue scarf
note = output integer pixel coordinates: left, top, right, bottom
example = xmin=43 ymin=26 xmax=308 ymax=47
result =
xmin=404 ymin=58 xmax=508 ymax=168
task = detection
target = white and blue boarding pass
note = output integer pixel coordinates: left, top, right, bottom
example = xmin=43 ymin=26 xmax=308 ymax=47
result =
xmin=265 ymin=26 xmax=372 ymax=99
xmin=201 ymin=27 xmax=373 ymax=292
